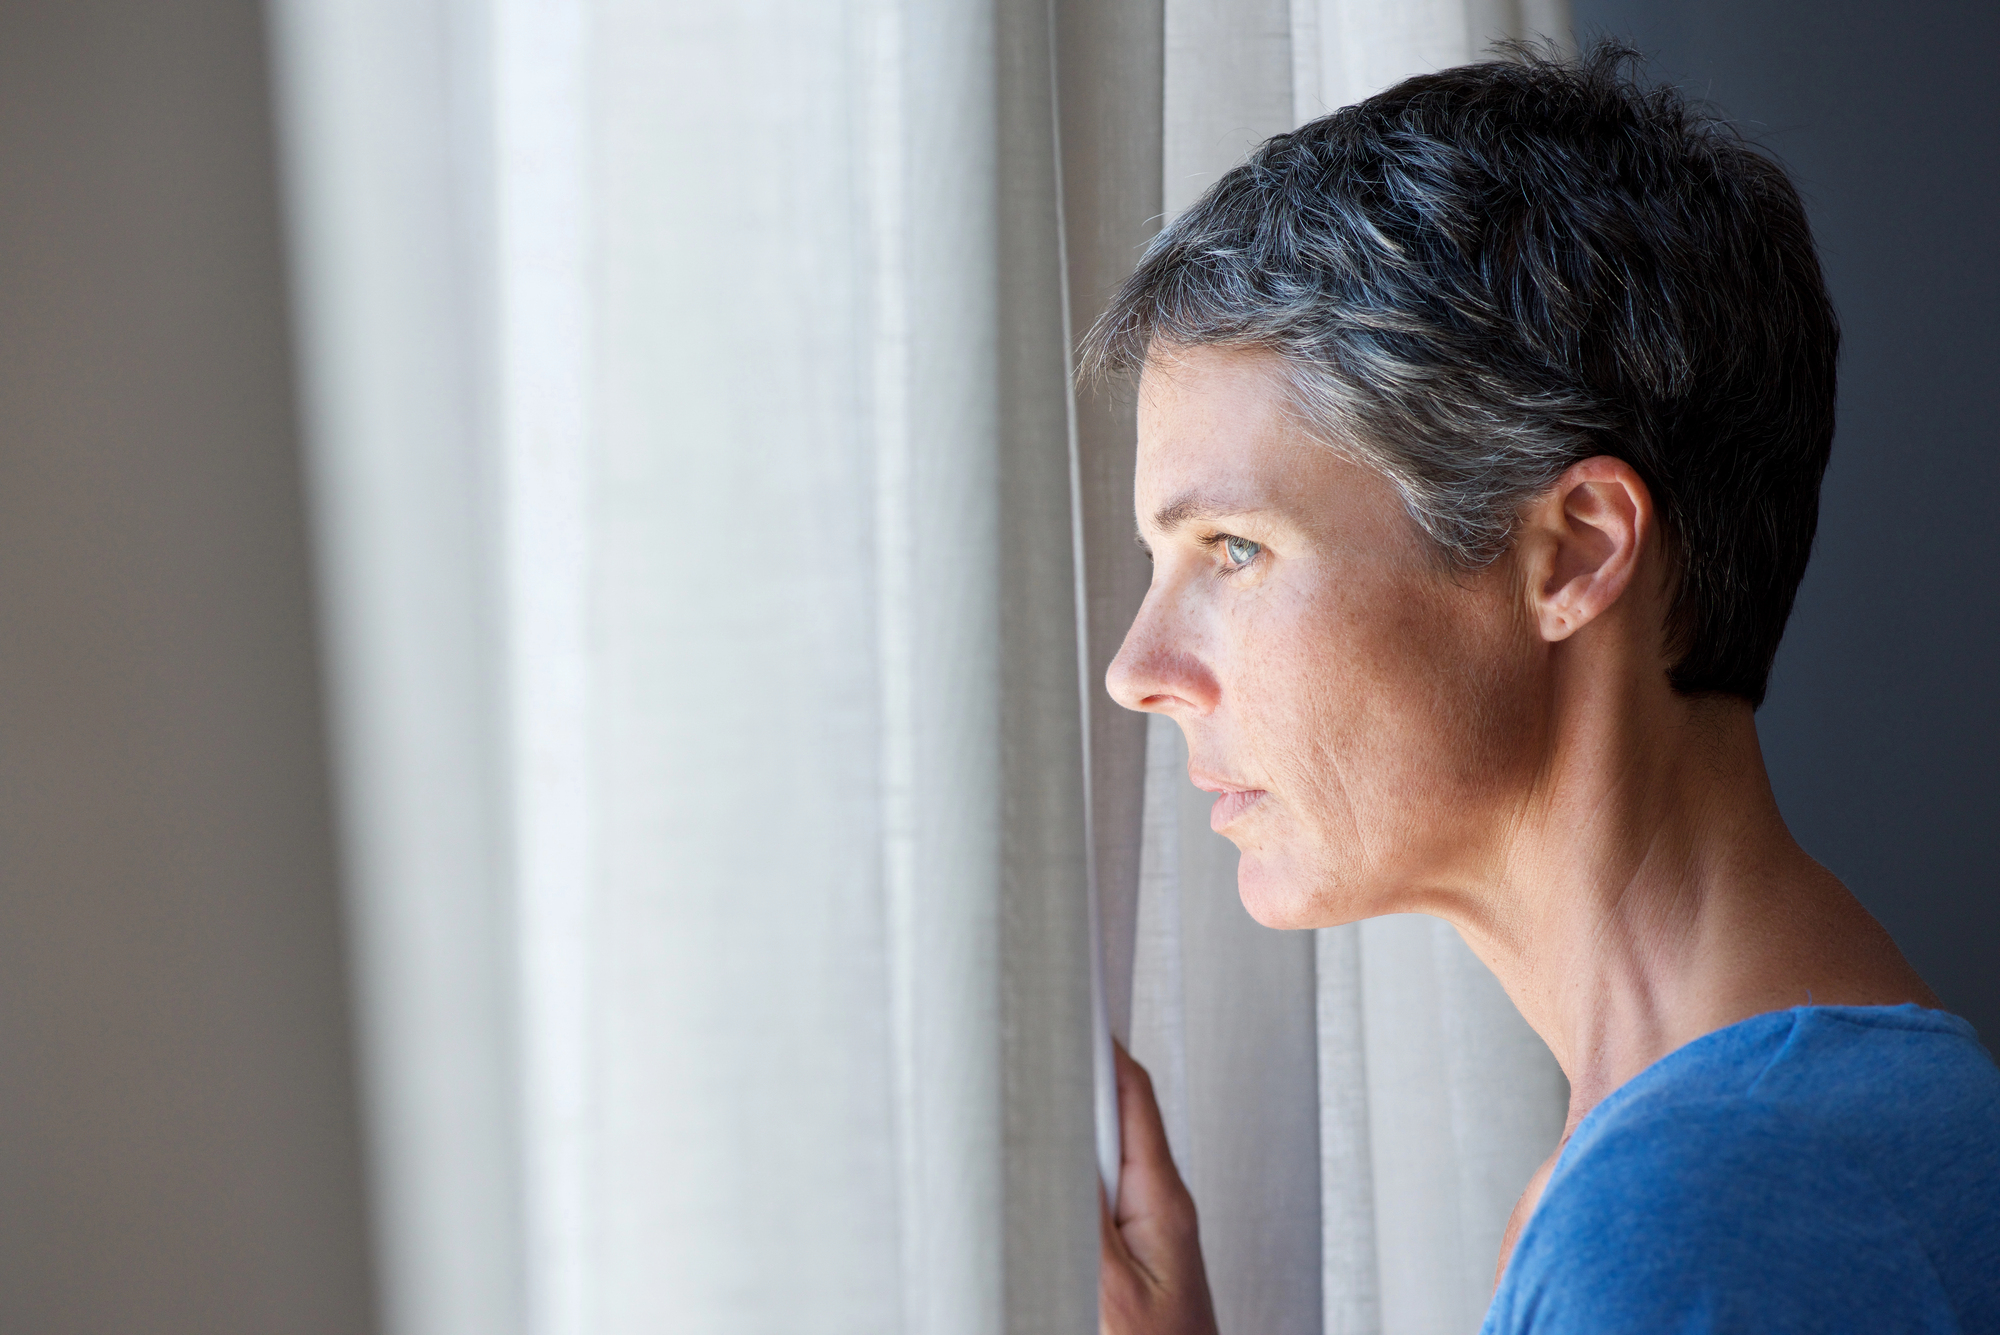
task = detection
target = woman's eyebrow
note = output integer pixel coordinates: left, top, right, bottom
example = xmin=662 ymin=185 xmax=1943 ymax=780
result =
xmin=1150 ymin=491 xmax=1261 ymax=533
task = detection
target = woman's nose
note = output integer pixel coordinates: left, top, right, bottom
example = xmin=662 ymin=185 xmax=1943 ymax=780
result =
xmin=1104 ymin=590 xmax=1219 ymax=716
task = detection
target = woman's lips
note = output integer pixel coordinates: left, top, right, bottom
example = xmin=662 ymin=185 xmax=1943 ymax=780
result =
xmin=1208 ymin=788 xmax=1267 ymax=831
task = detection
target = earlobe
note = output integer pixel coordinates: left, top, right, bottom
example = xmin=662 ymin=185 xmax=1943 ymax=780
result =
xmin=1527 ymin=458 xmax=1652 ymax=644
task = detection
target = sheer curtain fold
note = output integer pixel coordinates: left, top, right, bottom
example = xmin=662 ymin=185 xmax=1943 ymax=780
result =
xmin=263 ymin=5 xmax=522 ymax=1334
xmin=272 ymin=1 xmax=1567 ymax=1333
xmin=277 ymin=1 xmax=1099 ymax=1331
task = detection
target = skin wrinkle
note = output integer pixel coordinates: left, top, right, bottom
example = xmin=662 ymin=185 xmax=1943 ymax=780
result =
xmin=1098 ymin=344 xmax=1938 ymax=1321
xmin=1502 ymin=691 xmax=1712 ymax=1046
xmin=1305 ymin=669 xmax=1369 ymax=870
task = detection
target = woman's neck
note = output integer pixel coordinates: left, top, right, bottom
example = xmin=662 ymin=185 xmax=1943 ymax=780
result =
xmin=1448 ymin=690 xmax=1936 ymax=1138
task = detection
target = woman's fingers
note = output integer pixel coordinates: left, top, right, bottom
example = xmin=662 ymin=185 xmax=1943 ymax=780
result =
xmin=1110 ymin=1041 xmax=1193 ymax=1230
xmin=1099 ymin=1182 xmax=1130 ymax=1266
xmin=1100 ymin=1182 xmax=1151 ymax=1334
xmin=1099 ymin=1044 xmax=1218 ymax=1335
xmin=1113 ymin=1045 xmax=1174 ymax=1180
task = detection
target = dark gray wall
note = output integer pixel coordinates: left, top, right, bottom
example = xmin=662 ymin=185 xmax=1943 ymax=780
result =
xmin=0 ymin=3 xmax=377 ymax=1331
xmin=1570 ymin=0 xmax=2000 ymax=1041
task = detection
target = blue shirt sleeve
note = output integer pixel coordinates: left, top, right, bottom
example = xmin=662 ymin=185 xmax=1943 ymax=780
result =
xmin=1483 ymin=1100 xmax=1961 ymax=1335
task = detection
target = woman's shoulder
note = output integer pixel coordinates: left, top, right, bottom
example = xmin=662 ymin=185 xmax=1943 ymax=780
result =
xmin=1546 ymin=1004 xmax=2000 ymax=1273
xmin=1483 ymin=1006 xmax=2000 ymax=1335
xmin=1557 ymin=1004 xmax=1999 ymax=1170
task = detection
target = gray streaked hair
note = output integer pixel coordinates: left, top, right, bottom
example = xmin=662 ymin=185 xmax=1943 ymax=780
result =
xmin=1081 ymin=42 xmax=1839 ymax=707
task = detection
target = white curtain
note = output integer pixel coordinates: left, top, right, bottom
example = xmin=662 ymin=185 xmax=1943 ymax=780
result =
xmin=265 ymin=2 xmax=1567 ymax=1334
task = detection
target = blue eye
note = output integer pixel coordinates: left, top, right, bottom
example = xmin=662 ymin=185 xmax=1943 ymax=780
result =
xmin=1224 ymin=535 xmax=1261 ymax=565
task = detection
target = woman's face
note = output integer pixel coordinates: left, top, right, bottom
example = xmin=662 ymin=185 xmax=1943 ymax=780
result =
xmin=1106 ymin=345 xmax=1545 ymax=928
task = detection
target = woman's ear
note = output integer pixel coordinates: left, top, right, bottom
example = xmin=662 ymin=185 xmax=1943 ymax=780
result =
xmin=1518 ymin=457 xmax=1654 ymax=643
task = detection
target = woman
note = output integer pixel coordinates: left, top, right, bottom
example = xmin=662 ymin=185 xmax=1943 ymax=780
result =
xmin=1088 ymin=45 xmax=2000 ymax=1335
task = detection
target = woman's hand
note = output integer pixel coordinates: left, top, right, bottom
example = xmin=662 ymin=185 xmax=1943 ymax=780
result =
xmin=1100 ymin=1043 xmax=1218 ymax=1335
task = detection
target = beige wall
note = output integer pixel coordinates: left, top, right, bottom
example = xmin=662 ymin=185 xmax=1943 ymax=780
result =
xmin=0 ymin=3 xmax=375 ymax=1331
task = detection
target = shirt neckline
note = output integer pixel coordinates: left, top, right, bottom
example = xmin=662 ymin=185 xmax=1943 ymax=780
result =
xmin=1552 ymin=1003 xmax=1975 ymax=1180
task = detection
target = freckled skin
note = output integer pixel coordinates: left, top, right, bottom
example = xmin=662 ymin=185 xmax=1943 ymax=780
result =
xmin=1108 ymin=347 xmax=1542 ymax=930
xmin=1095 ymin=345 xmax=1937 ymax=1335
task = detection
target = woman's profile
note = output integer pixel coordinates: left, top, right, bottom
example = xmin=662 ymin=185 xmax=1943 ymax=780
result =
xmin=1086 ymin=43 xmax=2000 ymax=1335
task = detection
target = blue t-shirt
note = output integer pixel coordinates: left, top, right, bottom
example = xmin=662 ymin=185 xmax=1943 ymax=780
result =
xmin=1483 ymin=1005 xmax=2000 ymax=1334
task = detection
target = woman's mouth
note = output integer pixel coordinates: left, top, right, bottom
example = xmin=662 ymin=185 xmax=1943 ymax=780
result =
xmin=1208 ymin=788 xmax=1267 ymax=831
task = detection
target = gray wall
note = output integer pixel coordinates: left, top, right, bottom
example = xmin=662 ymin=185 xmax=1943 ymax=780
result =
xmin=1570 ymin=0 xmax=2000 ymax=1041
xmin=0 ymin=2 xmax=376 ymax=1331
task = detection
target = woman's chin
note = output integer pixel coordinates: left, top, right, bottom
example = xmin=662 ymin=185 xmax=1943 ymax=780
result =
xmin=1237 ymin=850 xmax=1395 ymax=930
xmin=1235 ymin=852 xmax=1326 ymax=930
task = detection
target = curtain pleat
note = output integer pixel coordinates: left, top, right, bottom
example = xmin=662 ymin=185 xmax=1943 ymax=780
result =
xmin=995 ymin=2 xmax=1102 ymax=1331
xmin=1050 ymin=1 xmax=1165 ymax=1175
xmin=273 ymin=1 xmax=1570 ymax=1333
xmin=491 ymin=3 xmax=593 ymax=1333
xmin=1358 ymin=916 xmax=1572 ymax=1334
xmin=264 ymin=4 xmax=525 ymax=1334
xmin=1317 ymin=924 xmax=1385 ymax=1335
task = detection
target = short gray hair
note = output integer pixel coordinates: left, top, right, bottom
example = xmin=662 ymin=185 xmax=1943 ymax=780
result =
xmin=1081 ymin=42 xmax=1838 ymax=707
